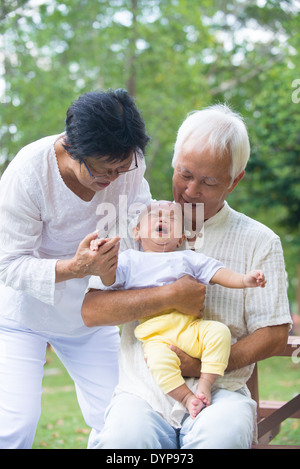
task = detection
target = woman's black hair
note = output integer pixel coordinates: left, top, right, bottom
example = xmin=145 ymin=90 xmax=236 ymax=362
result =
xmin=63 ymin=88 xmax=150 ymax=162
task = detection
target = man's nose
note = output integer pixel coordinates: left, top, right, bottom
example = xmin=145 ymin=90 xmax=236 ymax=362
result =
xmin=185 ymin=180 xmax=201 ymax=198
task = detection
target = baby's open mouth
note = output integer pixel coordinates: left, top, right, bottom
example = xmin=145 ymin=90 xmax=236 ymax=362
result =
xmin=155 ymin=222 xmax=169 ymax=235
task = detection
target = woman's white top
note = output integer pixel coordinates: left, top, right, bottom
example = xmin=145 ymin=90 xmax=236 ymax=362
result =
xmin=0 ymin=134 xmax=151 ymax=336
xmin=111 ymin=202 xmax=292 ymax=427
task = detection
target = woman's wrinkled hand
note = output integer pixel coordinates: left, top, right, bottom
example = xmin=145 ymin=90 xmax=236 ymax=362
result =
xmin=71 ymin=231 xmax=120 ymax=279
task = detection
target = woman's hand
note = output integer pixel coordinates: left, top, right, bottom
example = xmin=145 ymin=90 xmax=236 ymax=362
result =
xmin=74 ymin=231 xmax=120 ymax=278
xmin=56 ymin=231 xmax=120 ymax=282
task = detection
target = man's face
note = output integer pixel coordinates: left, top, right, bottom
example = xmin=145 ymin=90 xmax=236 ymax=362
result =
xmin=172 ymin=137 xmax=242 ymax=221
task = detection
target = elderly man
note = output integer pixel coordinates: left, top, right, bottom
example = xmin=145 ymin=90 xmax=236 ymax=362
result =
xmin=82 ymin=104 xmax=291 ymax=449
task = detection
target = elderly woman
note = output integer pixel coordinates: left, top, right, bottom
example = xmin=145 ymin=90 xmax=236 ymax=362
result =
xmin=0 ymin=89 xmax=153 ymax=448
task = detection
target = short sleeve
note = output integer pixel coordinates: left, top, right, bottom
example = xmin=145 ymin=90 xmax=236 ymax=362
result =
xmin=191 ymin=252 xmax=224 ymax=285
xmin=87 ymin=267 xmax=127 ymax=292
xmin=86 ymin=251 xmax=129 ymax=292
xmin=245 ymin=238 xmax=292 ymax=334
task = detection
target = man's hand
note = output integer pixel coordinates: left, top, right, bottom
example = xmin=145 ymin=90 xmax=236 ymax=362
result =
xmin=169 ymin=345 xmax=201 ymax=378
xmin=168 ymin=275 xmax=206 ymax=318
xmin=82 ymin=274 xmax=206 ymax=327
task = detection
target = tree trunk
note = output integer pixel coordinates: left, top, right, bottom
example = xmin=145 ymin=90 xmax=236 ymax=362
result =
xmin=127 ymin=0 xmax=138 ymax=96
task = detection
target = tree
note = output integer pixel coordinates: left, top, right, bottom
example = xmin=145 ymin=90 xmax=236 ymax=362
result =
xmin=205 ymin=0 xmax=300 ymax=312
xmin=0 ymin=0 xmax=299 ymax=308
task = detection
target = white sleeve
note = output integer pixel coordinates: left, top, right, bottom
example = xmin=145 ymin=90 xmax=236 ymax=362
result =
xmin=86 ymin=251 xmax=129 ymax=292
xmin=191 ymin=252 xmax=224 ymax=285
xmin=245 ymin=237 xmax=292 ymax=334
xmin=0 ymin=170 xmax=57 ymax=305
xmin=87 ymin=268 xmax=127 ymax=292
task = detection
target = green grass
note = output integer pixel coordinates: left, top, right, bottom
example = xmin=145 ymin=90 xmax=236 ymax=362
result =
xmin=257 ymin=356 xmax=300 ymax=446
xmin=32 ymin=347 xmax=90 ymax=449
xmin=33 ymin=346 xmax=300 ymax=449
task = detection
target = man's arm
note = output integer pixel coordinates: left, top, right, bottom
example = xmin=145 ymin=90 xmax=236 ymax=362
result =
xmin=82 ymin=275 xmax=206 ymax=327
xmin=171 ymin=324 xmax=290 ymax=377
xmin=226 ymin=324 xmax=290 ymax=371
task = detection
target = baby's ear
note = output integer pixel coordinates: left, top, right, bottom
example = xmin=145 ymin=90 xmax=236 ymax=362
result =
xmin=132 ymin=225 xmax=140 ymax=242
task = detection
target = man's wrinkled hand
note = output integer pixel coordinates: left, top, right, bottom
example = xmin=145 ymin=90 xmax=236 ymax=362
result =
xmin=169 ymin=345 xmax=201 ymax=378
xmin=169 ymin=275 xmax=206 ymax=318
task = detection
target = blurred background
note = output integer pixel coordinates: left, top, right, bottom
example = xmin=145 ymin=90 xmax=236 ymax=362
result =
xmin=1 ymin=0 xmax=299 ymax=322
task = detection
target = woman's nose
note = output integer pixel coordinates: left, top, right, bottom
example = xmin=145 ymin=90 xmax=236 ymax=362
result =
xmin=106 ymin=171 xmax=119 ymax=181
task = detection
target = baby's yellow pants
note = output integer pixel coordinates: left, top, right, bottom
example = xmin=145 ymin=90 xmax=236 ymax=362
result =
xmin=134 ymin=310 xmax=231 ymax=394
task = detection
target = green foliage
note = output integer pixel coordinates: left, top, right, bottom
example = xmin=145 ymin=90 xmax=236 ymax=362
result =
xmin=1 ymin=0 xmax=299 ymax=305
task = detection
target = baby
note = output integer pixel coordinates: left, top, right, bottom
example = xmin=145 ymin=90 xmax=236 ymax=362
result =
xmin=90 ymin=201 xmax=266 ymax=419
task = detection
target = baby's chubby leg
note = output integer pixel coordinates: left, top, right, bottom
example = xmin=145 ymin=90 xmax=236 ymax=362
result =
xmin=168 ymin=384 xmax=205 ymax=419
xmin=168 ymin=320 xmax=231 ymax=418
xmin=195 ymin=373 xmax=218 ymax=407
xmin=169 ymin=372 xmax=218 ymax=419
xmin=140 ymin=338 xmax=207 ymax=419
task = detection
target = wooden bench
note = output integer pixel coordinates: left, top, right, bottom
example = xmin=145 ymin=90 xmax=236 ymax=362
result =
xmin=247 ymin=335 xmax=300 ymax=449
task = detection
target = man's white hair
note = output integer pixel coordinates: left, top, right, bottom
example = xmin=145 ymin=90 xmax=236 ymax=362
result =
xmin=172 ymin=103 xmax=250 ymax=182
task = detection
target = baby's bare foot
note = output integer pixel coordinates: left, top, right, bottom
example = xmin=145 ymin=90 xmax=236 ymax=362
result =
xmin=196 ymin=376 xmax=213 ymax=407
xmin=195 ymin=391 xmax=210 ymax=407
xmin=186 ymin=394 xmax=205 ymax=419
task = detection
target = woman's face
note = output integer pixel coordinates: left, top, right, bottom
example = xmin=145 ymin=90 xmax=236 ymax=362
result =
xmin=78 ymin=154 xmax=135 ymax=192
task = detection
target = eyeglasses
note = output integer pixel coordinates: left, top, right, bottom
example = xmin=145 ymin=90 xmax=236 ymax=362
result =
xmin=82 ymin=153 xmax=138 ymax=180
